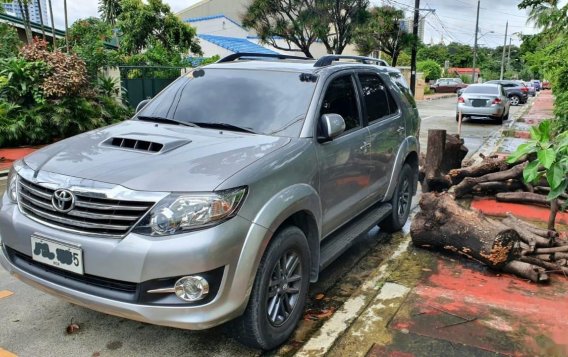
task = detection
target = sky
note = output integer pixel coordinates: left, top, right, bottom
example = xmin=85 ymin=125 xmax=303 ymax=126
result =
xmin=42 ymin=0 xmax=558 ymax=49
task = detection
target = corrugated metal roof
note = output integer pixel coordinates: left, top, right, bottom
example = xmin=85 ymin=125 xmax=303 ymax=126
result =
xmin=198 ymin=34 xmax=277 ymax=54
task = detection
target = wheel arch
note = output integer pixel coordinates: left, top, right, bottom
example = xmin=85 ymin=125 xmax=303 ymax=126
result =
xmin=384 ymin=137 xmax=420 ymax=200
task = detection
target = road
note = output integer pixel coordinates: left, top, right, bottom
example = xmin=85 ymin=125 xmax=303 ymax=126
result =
xmin=0 ymin=97 xmax=528 ymax=357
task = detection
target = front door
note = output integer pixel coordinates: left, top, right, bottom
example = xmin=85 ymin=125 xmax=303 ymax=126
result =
xmin=315 ymin=73 xmax=372 ymax=236
xmin=356 ymin=72 xmax=404 ymax=201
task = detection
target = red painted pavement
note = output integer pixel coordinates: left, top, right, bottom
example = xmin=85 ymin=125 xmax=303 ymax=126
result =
xmin=390 ymin=258 xmax=568 ymax=355
xmin=0 ymin=147 xmax=39 ymax=171
xmin=471 ymin=198 xmax=568 ymax=226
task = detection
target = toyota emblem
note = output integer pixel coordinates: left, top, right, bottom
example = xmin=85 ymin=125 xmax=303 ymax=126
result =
xmin=52 ymin=189 xmax=75 ymax=213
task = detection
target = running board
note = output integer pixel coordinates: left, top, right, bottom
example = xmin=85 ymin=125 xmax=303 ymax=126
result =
xmin=319 ymin=203 xmax=392 ymax=271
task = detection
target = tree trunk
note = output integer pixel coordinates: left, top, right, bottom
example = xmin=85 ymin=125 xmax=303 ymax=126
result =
xmin=17 ymin=0 xmax=33 ymax=44
xmin=423 ymin=130 xmax=446 ymax=192
xmin=548 ymin=199 xmax=559 ymax=231
xmin=452 ymin=162 xmax=527 ymax=198
xmin=449 ymin=156 xmax=510 ymax=185
xmin=48 ymin=0 xmax=56 ymax=48
xmin=410 ymin=192 xmax=520 ymax=268
xmin=441 ymin=134 xmax=468 ymax=174
xmin=505 ymin=213 xmax=558 ymax=238
xmin=36 ymin=0 xmax=46 ymax=40
xmin=501 ymin=217 xmax=552 ymax=250
xmin=519 ymin=256 xmax=568 ymax=275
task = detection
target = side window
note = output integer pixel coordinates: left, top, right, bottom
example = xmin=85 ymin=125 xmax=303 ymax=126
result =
xmin=320 ymin=75 xmax=360 ymax=132
xmin=358 ymin=73 xmax=397 ymax=123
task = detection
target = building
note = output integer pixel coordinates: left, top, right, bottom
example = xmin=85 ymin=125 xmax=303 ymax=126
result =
xmin=448 ymin=67 xmax=481 ymax=82
xmin=178 ymin=0 xmax=250 ymax=29
xmin=2 ymin=0 xmax=50 ymax=26
xmin=402 ymin=16 xmax=425 ymax=42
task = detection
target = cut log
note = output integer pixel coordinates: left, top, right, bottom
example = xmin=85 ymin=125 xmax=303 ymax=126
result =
xmin=452 ymin=162 xmax=528 ymax=198
xmin=503 ymin=261 xmax=549 ymax=283
xmin=423 ymin=129 xmax=446 ymax=192
xmin=501 ymin=218 xmax=552 ymax=249
xmin=534 ymin=246 xmax=568 ymax=254
xmin=549 ymin=199 xmax=559 ymax=231
xmin=534 ymin=186 xmax=568 ymax=200
xmin=448 ymin=156 xmax=510 ymax=186
xmin=518 ymin=256 xmax=568 ymax=275
xmin=441 ymin=134 xmax=468 ymax=174
xmin=496 ymin=192 xmax=565 ymax=207
xmin=472 ymin=180 xmax=524 ymax=194
xmin=505 ymin=214 xmax=558 ymax=238
xmin=411 ymin=192 xmax=520 ymax=268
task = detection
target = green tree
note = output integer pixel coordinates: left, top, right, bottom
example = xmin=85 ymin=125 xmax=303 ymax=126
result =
xmin=315 ymin=0 xmax=369 ymax=54
xmin=417 ymin=60 xmax=442 ymax=81
xmin=354 ymin=5 xmax=413 ymax=67
xmin=417 ymin=44 xmax=449 ymax=66
xmin=67 ymin=17 xmax=118 ymax=80
xmin=116 ymin=0 xmax=201 ymax=56
xmin=98 ymin=0 xmax=122 ymax=25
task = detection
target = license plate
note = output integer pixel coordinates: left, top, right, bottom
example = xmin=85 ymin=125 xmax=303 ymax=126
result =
xmin=472 ymin=99 xmax=487 ymax=107
xmin=31 ymin=235 xmax=84 ymax=275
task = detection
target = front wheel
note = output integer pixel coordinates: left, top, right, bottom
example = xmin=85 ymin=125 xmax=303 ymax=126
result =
xmin=229 ymin=226 xmax=310 ymax=350
xmin=380 ymin=163 xmax=414 ymax=233
xmin=509 ymin=95 xmax=521 ymax=106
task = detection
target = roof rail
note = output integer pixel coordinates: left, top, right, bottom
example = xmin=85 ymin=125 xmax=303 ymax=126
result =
xmin=217 ymin=52 xmax=312 ymax=63
xmin=313 ymin=55 xmax=389 ymax=68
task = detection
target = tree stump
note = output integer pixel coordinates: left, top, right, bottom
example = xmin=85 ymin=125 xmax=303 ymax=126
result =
xmin=411 ymin=192 xmax=520 ymax=268
xmin=448 ymin=155 xmax=510 ymax=186
xmin=422 ymin=130 xmax=468 ymax=192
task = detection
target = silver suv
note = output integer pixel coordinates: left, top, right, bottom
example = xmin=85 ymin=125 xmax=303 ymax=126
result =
xmin=0 ymin=54 xmax=420 ymax=350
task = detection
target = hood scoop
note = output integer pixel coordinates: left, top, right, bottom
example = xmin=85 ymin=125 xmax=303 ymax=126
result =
xmin=101 ymin=133 xmax=191 ymax=154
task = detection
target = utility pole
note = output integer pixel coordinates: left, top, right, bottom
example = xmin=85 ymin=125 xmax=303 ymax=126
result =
xmin=410 ymin=0 xmax=420 ymax=96
xmin=500 ymin=21 xmax=508 ymax=80
xmin=507 ymin=37 xmax=512 ymax=72
xmin=471 ymin=0 xmax=480 ymax=83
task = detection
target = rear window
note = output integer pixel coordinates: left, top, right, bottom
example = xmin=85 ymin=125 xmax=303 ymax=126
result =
xmin=463 ymin=86 xmax=499 ymax=94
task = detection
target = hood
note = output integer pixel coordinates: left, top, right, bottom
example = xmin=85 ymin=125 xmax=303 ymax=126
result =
xmin=24 ymin=120 xmax=290 ymax=192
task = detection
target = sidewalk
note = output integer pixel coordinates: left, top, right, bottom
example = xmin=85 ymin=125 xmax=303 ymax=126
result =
xmin=296 ymin=91 xmax=568 ymax=357
xmin=421 ymin=93 xmax=457 ymax=101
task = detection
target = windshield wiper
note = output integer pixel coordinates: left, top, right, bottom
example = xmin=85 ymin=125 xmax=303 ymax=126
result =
xmin=196 ymin=122 xmax=256 ymax=134
xmin=137 ymin=115 xmax=199 ymax=128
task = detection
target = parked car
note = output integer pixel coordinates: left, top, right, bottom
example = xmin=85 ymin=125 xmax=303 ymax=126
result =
xmin=456 ymin=84 xmax=510 ymax=124
xmin=542 ymin=80 xmax=551 ymax=90
xmin=520 ymin=81 xmax=536 ymax=97
xmin=0 ymin=54 xmax=420 ymax=350
xmin=484 ymin=80 xmax=528 ymax=106
xmin=532 ymin=80 xmax=542 ymax=91
xmin=430 ymin=78 xmax=469 ymax=93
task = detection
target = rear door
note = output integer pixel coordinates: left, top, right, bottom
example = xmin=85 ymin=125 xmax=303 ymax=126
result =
xmin=356 ymin=71 xmax=404 ymax=202
xmin=315 ymin=73 xmax=373 ymax=236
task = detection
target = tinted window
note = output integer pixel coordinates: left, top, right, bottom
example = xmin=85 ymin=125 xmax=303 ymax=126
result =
xmin=320 ymin=75 xmax=360 ymax=132
xmin=358 ymin=73 xmax=395 ymax=123
xmin=463 ymin=86 xmax=499 ymax=94
xmin=137 ymin=68 xmax=316 ymax=137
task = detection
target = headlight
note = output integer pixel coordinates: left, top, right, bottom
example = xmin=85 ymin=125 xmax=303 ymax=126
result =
xmin=133 ymin=187 xmax=247 ymax=236
xmin=6 ymin=164 xmax=19 ymax=203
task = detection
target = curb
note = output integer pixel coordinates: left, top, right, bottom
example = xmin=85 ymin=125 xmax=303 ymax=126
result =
xmin=419 ymin=93 xmax=456 ymax=102
xmin=0 ymin=170 xmax=8 ymax=179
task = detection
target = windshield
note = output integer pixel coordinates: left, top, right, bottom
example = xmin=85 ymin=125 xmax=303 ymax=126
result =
xmin=137 ymin=68 xmax=317 ymax=137
xmin=464 ymin=86 xmax=499 ymax=94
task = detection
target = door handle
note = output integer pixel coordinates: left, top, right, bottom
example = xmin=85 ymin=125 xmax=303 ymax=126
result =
xmin=360 ymin=141 xmax=371 ymax=153
xmin=397 ymin=126 xmax=405 ymax=134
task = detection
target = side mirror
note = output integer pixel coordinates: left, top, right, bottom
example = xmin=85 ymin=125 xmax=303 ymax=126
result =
xmin=136 ymin=99 xmax=151 ymax=113
xmin=318 ymin=113 xmax=346 ymax=142
xmin=457 ymin=89 xmax=464 ymax=96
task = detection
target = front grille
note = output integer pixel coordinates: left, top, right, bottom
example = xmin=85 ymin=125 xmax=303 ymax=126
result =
xmin=17 ymin=177 xmax=154 ymax=237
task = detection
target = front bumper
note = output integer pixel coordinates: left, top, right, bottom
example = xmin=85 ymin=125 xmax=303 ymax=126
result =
xmin=0 ymin=193 xmax=269 ymax=330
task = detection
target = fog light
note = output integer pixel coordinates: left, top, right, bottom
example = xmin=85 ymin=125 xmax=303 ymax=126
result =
xmin=174 ymin=276 xmax=209 ymax=302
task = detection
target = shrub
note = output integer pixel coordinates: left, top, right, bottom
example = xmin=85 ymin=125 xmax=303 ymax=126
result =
xmin=417 ymin=60 xmax=442 ymax=82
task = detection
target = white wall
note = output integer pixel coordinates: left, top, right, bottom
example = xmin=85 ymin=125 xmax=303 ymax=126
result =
xmin=189 ymin=17 xmax=248 ymax=37
xmin=198 ymin=39 xmax=234 ymax=58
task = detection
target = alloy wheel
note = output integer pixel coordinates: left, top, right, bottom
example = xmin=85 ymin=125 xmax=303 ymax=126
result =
xmin=397 ymin=177 xmax=411 ymax=218
xmin=266 ymin=250 xmax=302 ymax=327
xmin=510 ymin=96 xmax=520 ymax=106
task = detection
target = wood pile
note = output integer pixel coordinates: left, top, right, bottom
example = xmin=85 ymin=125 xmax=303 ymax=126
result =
xmin=412 ymin=129 xmax=567 ymax=283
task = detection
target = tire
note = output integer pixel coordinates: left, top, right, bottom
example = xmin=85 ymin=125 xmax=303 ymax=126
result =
xmin=509 ymin=95 xmax=521 ymax=106
xmin=229 ymin=226 xmax=310 ymax=350
xmin=502 ymin=110 xmax=509 ymax=121
xmin=380 ymin=163 xmax=414 ymax=233
xmin=493 ymin=115 xmax=503 ymax=124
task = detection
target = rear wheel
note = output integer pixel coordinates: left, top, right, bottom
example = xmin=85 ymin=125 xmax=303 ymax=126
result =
xmin=229 ymin=226 xmax=310 ymax=350
xmin=380 ymin=163 xmax=414 ymax=233
xmin=509 ymin=95 xmax=521 ymax=106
